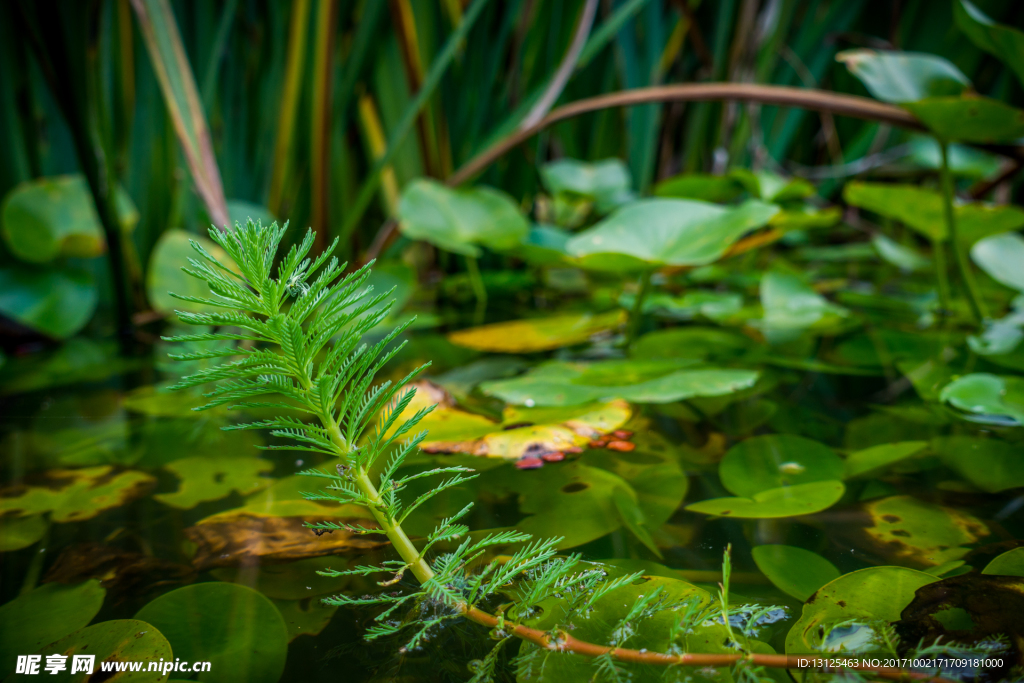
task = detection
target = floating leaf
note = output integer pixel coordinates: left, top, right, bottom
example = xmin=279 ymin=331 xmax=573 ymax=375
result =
xmin=154 ymin=457 xmax=273 ymax=509
xmin=272 ymin=597 xmax=338 ymax=642
xmin=719 ymin=435 xmax=845 ymax=497
xmin=0 ymin=513 xmax=47 ymax=552
xmin=0 ymin=580 xmax=105 ymax=673
xmin=30 ymin=619 xmax=172 ymax=680
xmin=654 ymin=172 xmax=742 ymax=203
xmin=397 ymin=179 xmax=529 ymax=256
xmin=0 ymin=265 xmax=97 ymax=339
xmin=837 ymin=49 xmax=970 ymax=103
xmin=565 ymin=198 xmax=779 ymax=272
xmin=931 ymin=436 xmax=1024 ymax=492
xmin=481 ymin=359 xmax=758 ymax=407
xmin=632 ymin=326 xmax=753 ymax=360
xmin=448 ymin=310 xmax=624 ymax=353
xmin=184 ymin=507 xmax=385 ymax=570
xmin=982 ymin=548 xmax=1024 ymax=576
xmin=147 ymin=229 xmax=237 ymax=316
xmin=785 ymin=566 xmax=937 ymax=654
xmin=758 ymin=271 xmax=848 ymax=343
xmin=939 ymin=373 xmax=1024 ymax=426
xmin=752 ymin=545 xmax=840 ymax=602
xmin=513 ymin=224 xmax=573 ymax=265
xmin=956 ymin=0 xmax=1024 ymax=89
xmin=686 ymin=480 xmax=845 ymax=519
xmin=730 ymin=168 xmax=814 ymax=203
xmin=861 ymin=495 xmax=989 ymax=568
xmin=1 ymin=175 xmax=137 ymax=264
xmin=904 ymin=96 xmax=1024 ymax=144
xmin=844 ymin=441 xmax=927 ymax=479
xmin=972 ymin=233 xmax=1024 ymax=292
xmin=0 ymin=466 xmax=154 ymax=523
xmin=620 ymin=290 xmax=745 ymax=322
xmin=226 ymin=200 xmax=276 ymax=230
xmin=540 ymin=158 xmax=635 ymax=213
xmin=134 ymin=583 xmax=288 ymax=683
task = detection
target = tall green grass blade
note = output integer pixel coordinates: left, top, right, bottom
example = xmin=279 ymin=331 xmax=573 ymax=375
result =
xmin=266 ymin=0 xmax=310 ymax=218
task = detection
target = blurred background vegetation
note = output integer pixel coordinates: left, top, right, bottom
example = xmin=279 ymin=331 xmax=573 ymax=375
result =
xmin=1 ymin=0 xmax=1022 ymax=353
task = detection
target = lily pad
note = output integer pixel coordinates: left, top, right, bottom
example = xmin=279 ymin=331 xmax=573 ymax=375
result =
xmin=939 ymin=373 xmax=1024 ymax=426
xmin=154 ymin=457 xmax=273 ymax=509
xmin=752 ymin=545 xmax=841 ymax=602
xmin=931 ymin=436 xmax=1024 ymax=492
xmin=0 ymin=265 xmax=98 ymax=339
xmin=758 ymin=271 xmax=848 ymax=343
xmin=972 ymin=233 xmax=1024 ymax=292
xmin=565 ymin=198 xmax=779 ymax=272
xmin=730 ymin=168 xmax=815 ymax=203
xmin=686 ymin=480 xmax=845 ymax=519
xmin=147 ymin=229 xmax=237 ymax=316
xmin=481 ymin=359 xmax=759 ymax=407
xmin=631 ymin=326 xmax=753 ymax=360
xmin=134 ymin=583 xmax=288 ymax=683
xmin=844 ymin=441 xmax=928 ymax=479
xmin=0 ymin=466 xmax=155 ymax=523
xmin=837 ymin=49 xmax=970 ymax=103
xmin=982 ymin=548 xmax=1024 ymax=576
xmin=1 ymin=175 xmax=138 ymax=264
xmin=719 ymin=435 xmax=845 ymax=497
xmin=27 ymin=619 xmax=172 ymax=681
xmin=540 ymin=158 xmax=634 ymax=213
xmin=872 ymin=234 xmax=931 ymax=271
xmin=903 ymin=96 xmax=1024 ymax=144
xmin=654 ymin=172 xmax=742 ymax=203
xmin=448 ymin=310 xmax=624 ymax=353
xmin=0 ymin=580 xmax=106 ymax=673
xmin=956 ymin=0 xmax=1024 ymax=89
xmin=861 ymin=495 xmax=989 ymax=568
xmin=785 ymin=566 xmax=937 ymax=654
xmin=397 ymin=179 xmax=529 ymax=256
xmin=0 ymin=513 xmax=48 ymax=552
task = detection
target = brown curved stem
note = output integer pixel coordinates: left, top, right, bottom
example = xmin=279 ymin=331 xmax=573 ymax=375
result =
xmin=447 ymin=83 xmax=924 ymax=186
xmin=464 ymin=606 xmax=954 ymax=683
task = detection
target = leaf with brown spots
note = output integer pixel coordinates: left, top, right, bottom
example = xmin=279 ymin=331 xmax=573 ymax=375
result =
xmin=859 ymin=495 xmax=989 ymax=568
xmin=0 ymin=466 xmax=154 ymax=523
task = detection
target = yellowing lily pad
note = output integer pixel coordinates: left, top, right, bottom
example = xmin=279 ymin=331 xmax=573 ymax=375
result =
xmin=154 ymin=456 xmax=273 ymax=510
xmin=0 ymin=466 xmax=155 ymax=523
xmin=448 ymin=310 xmax=624 ymax=353
xmin=862 ymin=495 xmax=989 ymax=568
xmin=686 ymin=480 xmax=845 ymax=519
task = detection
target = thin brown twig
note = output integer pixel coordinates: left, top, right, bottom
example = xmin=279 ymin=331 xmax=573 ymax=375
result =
xmin=447 ymin=83 xmax=924 ymax=186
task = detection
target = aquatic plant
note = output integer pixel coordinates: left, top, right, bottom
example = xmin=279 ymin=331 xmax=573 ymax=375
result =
xmin=164 ymin=219 xmax=1003 ymax=683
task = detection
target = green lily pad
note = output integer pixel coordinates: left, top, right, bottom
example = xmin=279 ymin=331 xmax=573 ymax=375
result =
xmin=686 ymin=480 xmax=845 ymax=519
xmin=956 ymin=0 xmax=1024 ymax=89
xmin=513 ymin=224 xmax=572 ymax=266
xmin=397 ymin=179 xmax=529 ymax=256
xmin=134 ymin=583 xmax=288 ymax=683
xmin=758 ymin=271 xmax=848 ymax=343
xmin=0 ymin=265 xmax=98 ymax=339
xmin=752 ymin=545 xmax=840 ymax=602
xmin=226 ymin=200 xmax=276 ymax=230
xmin=904 ymin=96 xmax=1024 ymax=144
xmin=481 ymin=359 xmax=758 ymax=407
xmin=785 ymin=566 xmax=937 ymax=654
xmin=540 ymin=158 xmax=634 ymax=213
xmin=861 ymin=495 xmax=989 ymax=568
xmin=0 ymin=466 xmax=155 ymax=523
xmin=939 ymin=373 xmax=1024 ymax=426
xmin=565 ymin=198 xmax=779 ymax=272
xmin=0 ymin=580 xmax=106 ymax=673
xmin=654 ymin=172 xmax=742 ymax=203
xmin=632 ymin=326 xmax=753 ymax=360
xmin=448 ymin=310 xmax=624 ymax=353
xmin=844 ymin=441 xmax=928 ymax=479
xmin=982 ymin=548 xmax=1024 ymax=577
xmin=154 ymin=457 xmax=273 ymax=509
xmin=621 ymin=290 xmax=745 ymax=322
xmin=972 ymin=233 xmax=1024 ymax=292
xmin=24 ymin=619 xmax=172 ymax=681
xmin=837 ymin=49 xmax=970 ymax=103
xmin=730 ymin=168 xmax=815 ymax=203
xmin=872 ymin=234 xmax=931 ymax=271
xmin=0 ymin=514 xmax=48 ymax=552
xmin=147 ymin=229 xmax=237 ymax=316
xmin=931 ymin=436 xmax=1024 ymax=492
xmin=719 ymin=435 xmax=845 ymax=497
xmin=1 ymin=175 xmax=138 ymax=264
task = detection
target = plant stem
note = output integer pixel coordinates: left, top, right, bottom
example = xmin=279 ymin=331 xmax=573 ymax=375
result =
xmin=932 ymin=238 xmax=951 ymax=317
xmin=940 ymin=141 xmax=987 ymax=324
xmin=466 ymin=255 xmax=487 ymax=325
xmin=352 ymin=470 xmax=435 ymax=584
xmin=626 ymin=269 xmax=653 ymax=346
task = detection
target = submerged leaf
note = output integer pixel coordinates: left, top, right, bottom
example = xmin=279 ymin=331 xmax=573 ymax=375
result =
xmin=448 ymin=310 xmax=625 ymax=353
xmin=752 ymin=545 xmax=840 ymax=602
xmin=31 ymin=619 xmax=173 ymax=678
xmin=154 ymin=457 xmax=273 ymax=509
xmin=861 ymin=495 xmax=989 ymax=568
xmin=0 ymin=466 xmax=155 ymax=523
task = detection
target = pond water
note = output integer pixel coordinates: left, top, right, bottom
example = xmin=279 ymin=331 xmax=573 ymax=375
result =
xmin=1 ymin=288 xmax=1022 ymax=683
